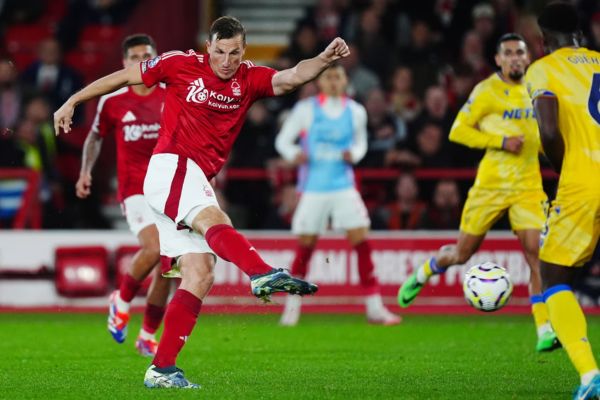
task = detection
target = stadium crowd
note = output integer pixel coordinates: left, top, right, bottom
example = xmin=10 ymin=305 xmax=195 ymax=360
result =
xmin=1 ymin=0 xmax=599 ymax=230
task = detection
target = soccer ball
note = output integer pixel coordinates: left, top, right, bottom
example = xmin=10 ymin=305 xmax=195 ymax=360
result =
xmin=463 ymin=262 xmax=513 ymax=312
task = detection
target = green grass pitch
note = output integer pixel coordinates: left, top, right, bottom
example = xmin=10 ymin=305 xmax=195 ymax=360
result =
xmin=0 ymin=312 xmax=598 ymax=399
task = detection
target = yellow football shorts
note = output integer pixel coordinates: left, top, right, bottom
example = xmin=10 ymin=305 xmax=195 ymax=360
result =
xmin=539 ymin=197 xmax=600 ymax=267
xmin=460 ymin=187 xmax=547 ymax=235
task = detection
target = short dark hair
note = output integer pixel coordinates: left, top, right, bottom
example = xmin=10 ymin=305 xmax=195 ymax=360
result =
xmin=209 ymin=16 xmax=246 ymax=43
xmin=496 ymin=33 xmax=526 ymax=52
xmin=538 ymin=1 xmax=579 ymax=34
xmin=122 ymin=34 xmax=156 ymax=57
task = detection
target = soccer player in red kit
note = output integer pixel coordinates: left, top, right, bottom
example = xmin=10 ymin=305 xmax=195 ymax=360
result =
xmin=55 ymin=16 xmax=350 ymax=388
xmin=76 ymin=34 xmax=169 ymax=357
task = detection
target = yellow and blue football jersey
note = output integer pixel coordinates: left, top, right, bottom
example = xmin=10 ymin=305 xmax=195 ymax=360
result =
xmin=450 ymin=73 xmax=543 ymax=191
xmin=526 ymin=47 xmax=600 ymax=266
xmin=526 ymin=47 xmax=600 ymax=200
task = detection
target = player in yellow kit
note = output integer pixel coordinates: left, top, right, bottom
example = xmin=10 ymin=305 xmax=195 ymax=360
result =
xmin=398 ymin=33 xmax=559 ymax=352
xmin=526 ymin=2 xmax=600 ymax=398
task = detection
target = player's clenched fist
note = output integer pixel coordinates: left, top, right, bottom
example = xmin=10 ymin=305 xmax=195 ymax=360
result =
xmin=502 ymin=135 xmax=524 ymax=154
xmin=321 ymin=37 xmax=350 ymax=62
xmin=75 ymin=173 xmax=92 ymax=199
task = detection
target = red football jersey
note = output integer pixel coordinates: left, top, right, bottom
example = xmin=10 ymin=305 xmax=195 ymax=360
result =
xmin=139 ymin=50 xmax=276 ymax=179
xmin=92 ymin=86 xmax=165 ymax=201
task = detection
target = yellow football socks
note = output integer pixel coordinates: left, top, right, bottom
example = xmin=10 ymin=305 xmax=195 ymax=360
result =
xmin=545 ymin=286 xmax=598 ymax=378
xmin=422 ymin=258 xmax=435 ymax=278
xmin=416 ymin=258 xmax=445 ymax=284
xmin=531 ymin=295 xmax=551 ymax=334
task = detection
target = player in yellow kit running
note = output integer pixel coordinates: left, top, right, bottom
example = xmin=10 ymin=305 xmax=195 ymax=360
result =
xmin=526 ymin=2 xmax=600 ymax=398
xmin=398 ymin=33 xmax=558 ymax=352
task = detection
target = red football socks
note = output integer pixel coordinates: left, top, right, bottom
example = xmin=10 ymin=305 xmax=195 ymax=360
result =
xmin=142 ymin=303 xmax=166 ymax=334
xmin=119 ymin=274 xmax=142 ymax=303
xmin=290 ymin=244 xmax=315 ymax=278
xmin=205 ymin=224 xmax=272 ymax=276
xmin=354 ymin=241 xmax=380 ymax=294
xmin=153 ymin=289 xmax=202 ymax=368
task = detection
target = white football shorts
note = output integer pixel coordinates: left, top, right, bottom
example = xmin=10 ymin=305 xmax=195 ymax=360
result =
xmin=292 ymin=188 xmax=370 ymax=235
xmin=121 ymin=194 xmax=155 ymax=236
xmin=144 ymin=153 xmax=216 ymax=258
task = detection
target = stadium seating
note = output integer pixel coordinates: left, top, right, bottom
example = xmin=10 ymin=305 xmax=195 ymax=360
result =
xmin=5 ymin=24 xmax=53 ymax=70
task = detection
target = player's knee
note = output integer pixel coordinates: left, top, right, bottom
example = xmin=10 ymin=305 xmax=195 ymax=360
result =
xmin=191 ymin=206 xmax=231 ymax=235
xmin=198 ymin=264 xmax=215 ymax=289
xmin=184 ymin=264 xmax=214 ymax=288
xmin=139 ymin=243 xmax=160 ymax=264
xmin=524 ymin=246 xmax=539 ymax=262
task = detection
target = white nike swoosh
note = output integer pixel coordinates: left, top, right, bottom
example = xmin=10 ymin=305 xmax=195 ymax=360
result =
xmin=578 ymin=385 xmax=593 ymax=400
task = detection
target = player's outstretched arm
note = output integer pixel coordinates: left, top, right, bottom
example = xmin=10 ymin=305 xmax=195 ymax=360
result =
xmin=271 ymin=37 xmax=350 ymax=96
xmin=533 ymin=96 xmax=564 ymax=172
xmin=54 ymin=63 xmax=143 ymax=135
xmin=76 ymin=131 xmax=103 ymax=199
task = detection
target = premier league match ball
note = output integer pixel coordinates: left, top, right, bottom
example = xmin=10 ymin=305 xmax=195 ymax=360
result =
xmin=463 ymin=262 xmax=513 ymax=312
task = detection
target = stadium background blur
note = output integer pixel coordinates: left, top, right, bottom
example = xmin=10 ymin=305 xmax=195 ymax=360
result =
xmin=8 ymin=0 xmax=600 ymax=232
xmin=0 ymin=1 xmax=599 ymax=291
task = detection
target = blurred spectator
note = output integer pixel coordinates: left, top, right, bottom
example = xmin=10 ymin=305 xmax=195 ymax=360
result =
xmin=226 ymin=101 xmax=278 ymax=229
xmin=516 ymin=14 xmax=544 ymax=60
xmin=280 ymin=22 xmax=322 ymax=66
xmin=360 ymin=88 xmax=405 ymax=167
xmin=431 ymin=0 xmax=480 ymax=59
xmin=589 ymin=12 xmax=600 ymax=51
xmin=388 ymin=65 xmax=421 ymax=122
xmin=0 ymin=131 xmax=24 ymax=168
xmin=422 ymin=179 xmax=462 ymax=229
xmin=351 ymin=7 xmax=395 ymax=82
xmin=302 ymin=0 xmax=350 ymax=43
xmin=0 ymin=58 xmax=22 ymax=130
xmin=410 ymin=122 xmax=454 ymax=168
xmin=493 ymin=0 xmax=519 ymax=34
xmin=0 ymin=0 xmax=44 ymax=31
xmin=447 ymin=63 xmax=477 ymax=114
xmin=471 ymin=3 xmax=499 ymax=64
xmin=229 ymin=101 xmax=278 ymax=168
xmin=23 ymin=94 xmax=61 ymax=179
xmin=57 ymin=0 xmax=138 ymax=51
xmin=20 ymin=38 xmax=84 ymax=123
xmin=14 ymin=118 xmax=51 ymax=173
xmin=338 ymin=43 xmax=380 ymax=102
xmin=398 ymin=19 xmax=444 ymax=97
xmin=459 ymin=30 xmax=493 ymax=83
xmin=271 ymin=81 xmax=319 ymax=131
xmin=447 ymin=64 xmax=484 ymax=168
xmin=13 ymin=114 xmax=63 ymax=227
xmin=0 ymin=133 xmax=26 ymax=226
xmin=372 ymin=173 xmax=427 ymax=230
xmin=263 ymin=184 xmax=298 ymax=230
xmin=368 ymin=0 xmax=402 ymax=46
xmin=24 ymin=95 xmax=53 ymax=136
xmin=411 ymin=85 xmax=454 ymax=133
